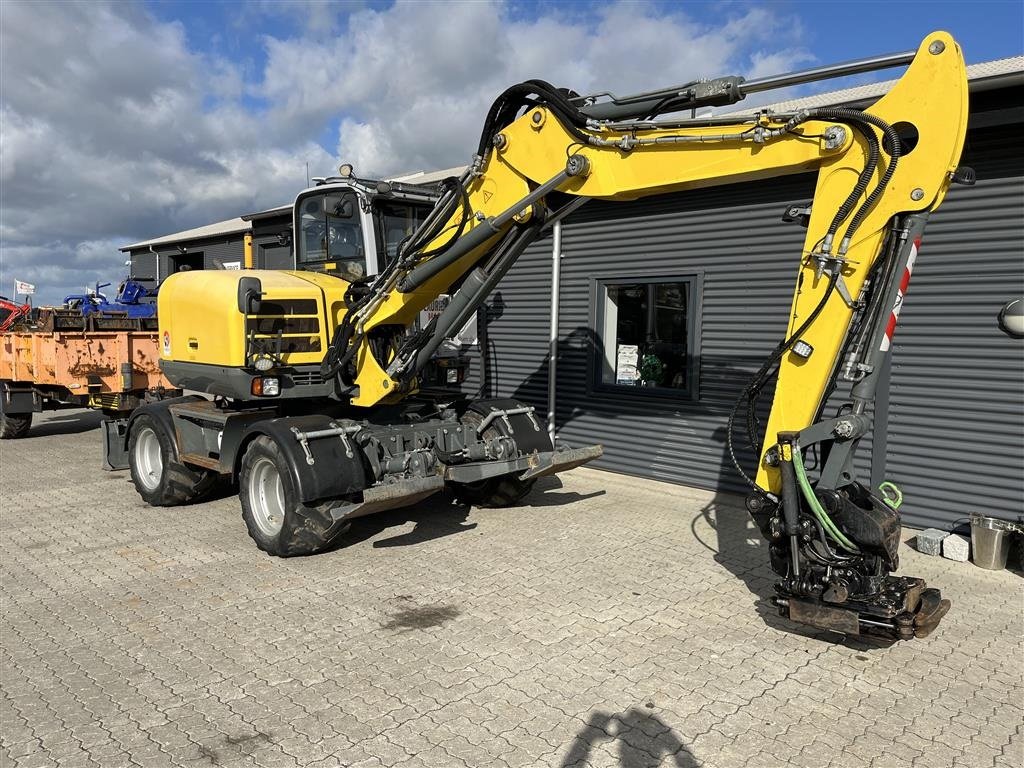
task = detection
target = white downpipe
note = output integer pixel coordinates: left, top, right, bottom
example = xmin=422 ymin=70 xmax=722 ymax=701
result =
xmin=149 ymin=245 xmax=161 ymax=286
xmin=548 ymin=221 xmax=562 ymax=448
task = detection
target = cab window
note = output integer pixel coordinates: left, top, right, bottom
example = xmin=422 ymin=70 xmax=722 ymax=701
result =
xmin=297 ymin=191 xmax=367 ymax=281
xmin=376 ymin=201 xmax=431 ymax=265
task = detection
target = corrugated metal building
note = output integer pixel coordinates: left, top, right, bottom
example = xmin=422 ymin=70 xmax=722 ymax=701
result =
xmin=470 ymin=58 xmax=1023 ymax=531
xmin=121 ymin=217 xmax=252 ymax=281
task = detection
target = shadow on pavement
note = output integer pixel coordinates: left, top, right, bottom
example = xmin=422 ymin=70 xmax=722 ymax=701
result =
xmin=21 ymin=410 xmax=106 ymax=438
xmin=331 ymin=475 xmax=595 ymax=551
xmin=560 ymin=709 xmax=699 ymax=767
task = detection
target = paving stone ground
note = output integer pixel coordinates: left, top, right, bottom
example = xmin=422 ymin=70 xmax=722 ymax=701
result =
xmin=1 ymin=409 xmax=1021 ymax=768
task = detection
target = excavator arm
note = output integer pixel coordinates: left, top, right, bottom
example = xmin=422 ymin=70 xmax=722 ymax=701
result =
xmin=324 ymin=31 xmax=970 ymax=639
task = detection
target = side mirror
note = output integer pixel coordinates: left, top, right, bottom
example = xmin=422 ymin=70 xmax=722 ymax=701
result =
xmin=237 ymin=276 xmax=263 ymax=315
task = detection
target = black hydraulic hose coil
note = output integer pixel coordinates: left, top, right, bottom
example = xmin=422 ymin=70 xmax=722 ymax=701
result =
xmin=477 ymin=79 xmax=592 ymax=158
xmin=809 ymin=108 xmax=901 ymax=245
xmin=797 ymin=110 xmax=880 ymax=242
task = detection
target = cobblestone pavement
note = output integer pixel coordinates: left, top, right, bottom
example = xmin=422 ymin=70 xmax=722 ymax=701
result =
xmin=1 ymin=409 xmax=1022 ymax=768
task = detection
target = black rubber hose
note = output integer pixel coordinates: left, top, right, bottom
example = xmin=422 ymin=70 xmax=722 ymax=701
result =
xmin=803 ymin=110 xmax=880 ymax=240
xmin=727 ymin=271 xmax=840 ymax=494
xmin=476 ymin=79 xmax=592 ymax=158
xmin=843 ymin=116 xmax=902 ymax=242
xmin=809 ymin=108 xmax=901 ymax=245
xmin=399 ymin=177 xmax=471 ymax=264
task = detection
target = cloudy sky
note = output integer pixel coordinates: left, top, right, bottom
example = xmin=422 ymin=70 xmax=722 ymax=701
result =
xmin=1 ymin=0 xmax=1021 ymax=303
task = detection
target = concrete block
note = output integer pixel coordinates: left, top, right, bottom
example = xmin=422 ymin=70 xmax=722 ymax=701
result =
xmin=942 ymin=533 xmax=970 ymax=562
xmin=915 ymin=528 xmax=947 ymax=556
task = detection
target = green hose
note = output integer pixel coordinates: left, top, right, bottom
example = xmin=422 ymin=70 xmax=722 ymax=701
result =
xmin=792 ymin=445 xmax=860 ymax=553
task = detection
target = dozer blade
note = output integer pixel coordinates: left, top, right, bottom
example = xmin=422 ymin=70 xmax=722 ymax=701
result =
xmin=520 ymin=444 xmax=604 ymax=480
xmin=329 ymin=476 xmax=445 ymax=523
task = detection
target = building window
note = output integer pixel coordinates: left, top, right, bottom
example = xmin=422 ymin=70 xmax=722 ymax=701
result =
xmin=171 ymin=252 xmax=204 ymax=273
xmin=594 ymin=275 xmax=698 ymax=397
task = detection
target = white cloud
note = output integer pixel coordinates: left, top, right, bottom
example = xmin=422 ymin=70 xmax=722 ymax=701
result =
xmin=310 ymin=0 xmax=811 ymax=176
xmin=0 ymin=0 xmax=810 ymax=302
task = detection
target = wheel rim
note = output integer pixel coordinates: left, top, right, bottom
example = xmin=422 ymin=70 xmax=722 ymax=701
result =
xmin=248 ymin=456 xmax=286 ymax=538
xmin=133 ymin=426 xmax=163 ymax=491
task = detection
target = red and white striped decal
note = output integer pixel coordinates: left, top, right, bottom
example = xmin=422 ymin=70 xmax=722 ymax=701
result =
xmin=879 ymin=237 xmax=920 ymax=352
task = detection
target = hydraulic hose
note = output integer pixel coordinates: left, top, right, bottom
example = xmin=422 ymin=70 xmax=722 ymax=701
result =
xmin=477 ymin=79 xmax=591 ymax=158
xmin=842 ymin=114 xmax=902 ymax=246
xmin=792 ymin=445 xmax=860 ymax=553
xmin=727 ymin=271 xmax=840 ymax=493
xmin=809 ymin=108 xmax=902 ymax=250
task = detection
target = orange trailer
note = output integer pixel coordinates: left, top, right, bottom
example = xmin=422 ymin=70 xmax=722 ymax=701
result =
xmin=0 ymin=328 xmax=180 ymax=439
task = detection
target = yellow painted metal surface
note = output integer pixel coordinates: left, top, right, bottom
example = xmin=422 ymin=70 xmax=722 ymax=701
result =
xmin=157 ymin=269 xmax=348 ymax=368
xmin=243 ymin=233 xmax=254 ymax=269
xmin=755 ymin=32 xmax=968 ymax=493
xmin=348 ymin=32 xmax=968 ymax=456
xmin=0 ymin=329 xmax=171 ymax=393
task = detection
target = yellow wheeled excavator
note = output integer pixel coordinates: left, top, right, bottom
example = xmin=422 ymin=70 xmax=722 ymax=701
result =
xmin=125 ymin=31 xmax=971 ymax=640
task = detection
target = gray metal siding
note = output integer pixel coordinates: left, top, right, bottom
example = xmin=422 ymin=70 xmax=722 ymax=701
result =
xmin=484 ymin=176 xmax=818 ymax=495
xmin=884 ymin=123 xmax=1024 ymax=529
xmin=130 ymin=236 xmax=247 ymax=285
xmin=198 ymin=238 xmax=246 ymax=270
xmin=482 ymin=122 xmax=1022 ymax=530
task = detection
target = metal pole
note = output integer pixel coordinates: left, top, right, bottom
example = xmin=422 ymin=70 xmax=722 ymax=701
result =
xmin=548 ymin=221 xmax=562 ymax=448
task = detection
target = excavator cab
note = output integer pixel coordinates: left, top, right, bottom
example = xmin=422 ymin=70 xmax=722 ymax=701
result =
xmin=291 ymin=173 xmax=437 ymax=283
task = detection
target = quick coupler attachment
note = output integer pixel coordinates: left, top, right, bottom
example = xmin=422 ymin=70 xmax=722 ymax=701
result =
xmin=749 ymin=433 xmax=951 ymax=641
xmin=772 ymin=578 xmax=950 ymax=640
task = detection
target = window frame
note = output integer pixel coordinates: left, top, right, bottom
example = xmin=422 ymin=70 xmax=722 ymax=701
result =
xmin=587 ymin=269 xmax=703 ymax=402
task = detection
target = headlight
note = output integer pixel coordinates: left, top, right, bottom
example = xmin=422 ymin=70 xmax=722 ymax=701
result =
xmin=250 ymin=376 xmax=280 ymax=397
xmin=253 ymin=354 xmax=275 ymax=372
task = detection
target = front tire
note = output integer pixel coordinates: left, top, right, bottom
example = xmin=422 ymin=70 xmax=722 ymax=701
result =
xmin=238 ymin=436 xmax=341 ymax=557
xmin=128 ymin=413 xmax=216 ymax=506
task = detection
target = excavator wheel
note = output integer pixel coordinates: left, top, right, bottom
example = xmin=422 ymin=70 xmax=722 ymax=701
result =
xmin=0 ymin=411 xmax=31 ymax=439
xmin=128 ymin=414 xmax=217 ymax=506
xmin=452 ymin=475 xmax=536 ymax=508
xmin=449 ymin=400 xmax=541 ymax=508
xmin=238 ymin=436 xmax=343 ymax=557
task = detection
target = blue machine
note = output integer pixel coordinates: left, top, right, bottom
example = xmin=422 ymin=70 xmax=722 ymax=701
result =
xmin=63 ymin=278 xmax=157 ymax=320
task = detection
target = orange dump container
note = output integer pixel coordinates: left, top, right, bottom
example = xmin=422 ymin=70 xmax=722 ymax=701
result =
xmin=0 ymin=329 xmax=176 ymax=408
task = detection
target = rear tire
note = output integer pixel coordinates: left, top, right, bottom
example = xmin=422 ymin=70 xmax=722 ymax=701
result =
xmin=453 ymin=475 xmax=536 ymax=507
xmin=238 ymin=436 xmax=341 ymax=557
xmin=128 ymin=413 xmax=216 ymax=505
xmin=449 ymin=404 xmax=538 ymax=507
xmin=0 ymin=411 xmax=31 ymax=439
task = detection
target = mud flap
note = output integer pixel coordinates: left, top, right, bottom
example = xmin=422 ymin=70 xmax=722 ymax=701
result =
xmin=102 ymin=418 xmax=130 ymax=471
